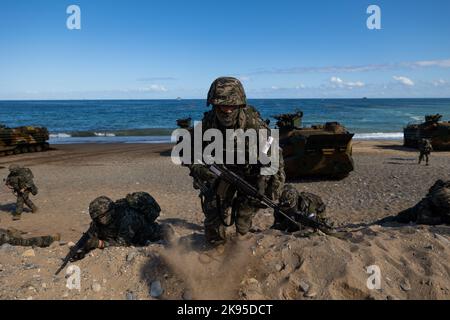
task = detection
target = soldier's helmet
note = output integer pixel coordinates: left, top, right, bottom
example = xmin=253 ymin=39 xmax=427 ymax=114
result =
xmin=126 ymin=192 xmax=161 ymax=222
xmin=279 ymin=184 xmax=299 ymax=209
xmin=207 ymin=77 xmax=247 ymax=107
xmin=89 ymin=196 xmax=115 ymax=220
xmin=8 ymin=164 xmax=21 ymax=172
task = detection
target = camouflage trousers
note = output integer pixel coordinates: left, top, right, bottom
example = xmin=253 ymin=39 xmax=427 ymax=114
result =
xmin=202 ymin=193 xmax=259 ymax=244
xmin=0 ymin=228 xmax=56 ymax=247
xmin=419 ymin=152 xmax=430 ymax=165
xmin=15 ymin=191 xmax=36 ymax=215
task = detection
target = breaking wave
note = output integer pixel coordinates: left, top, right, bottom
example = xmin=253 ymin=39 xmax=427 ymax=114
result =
xmin=354 ymin=132 xmax=403 ymax=140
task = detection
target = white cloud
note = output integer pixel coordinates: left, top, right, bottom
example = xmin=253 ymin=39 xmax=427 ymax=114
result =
xmin=330 ymin=77 xmax=365 ymax=88
xmin=433 ymin=79 xmax=448 ymax=86
xmin=138 ymin=84 xmax=168 ymax=92
xmin=393 ymin=76 xmax=415 ymax=86
xmin=243 ymin=58 xmax=450 ymax=77
xmin=412 ymin=59 xmax=450 ymax=68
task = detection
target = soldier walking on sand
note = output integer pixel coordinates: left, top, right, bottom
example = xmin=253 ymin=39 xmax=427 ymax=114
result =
xmin=418 ymin=138 xmax=432 ymax=166
xmin=4 ymin=164 xmax=38 ymax=220
xmin=186 ymin=77 xmax=285 ymax=245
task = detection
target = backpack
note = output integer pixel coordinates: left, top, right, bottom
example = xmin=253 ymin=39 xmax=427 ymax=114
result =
xmin=125 ymin=192 xmax=160 ymax=223
xmin=298 ymin=192 xmax=326 ymax=216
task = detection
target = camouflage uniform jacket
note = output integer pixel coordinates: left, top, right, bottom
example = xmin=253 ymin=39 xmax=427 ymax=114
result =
xmin=5 ymin=168 xmax=37 ymax=193
xmin=419 ymin=140 xmax=433 ymax=154
xmin=189 ymin=105 xmax=285 ymax=201
xmin=83 ymin=199 xmax=161 ymax=252
xmin=274 ymin=192 xmax=327 ymax=232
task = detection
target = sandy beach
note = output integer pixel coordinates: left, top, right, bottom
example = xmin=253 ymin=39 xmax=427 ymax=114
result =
xmin=0 ymin=140 xmax=449 ymax=300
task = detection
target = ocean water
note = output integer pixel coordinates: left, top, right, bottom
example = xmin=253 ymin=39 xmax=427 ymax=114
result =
xmin=0 ymin=99 xmax=449 ymax=144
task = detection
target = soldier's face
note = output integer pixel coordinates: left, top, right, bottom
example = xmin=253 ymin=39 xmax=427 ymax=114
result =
xmin=215 ymin=105 xmax=240 ymax=127
xmin=95 ymin=210 xmax=113 ymax=225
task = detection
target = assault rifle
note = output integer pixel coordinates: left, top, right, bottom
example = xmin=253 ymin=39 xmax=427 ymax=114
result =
xmin=55 ymin=228 xmax=92 ymax=275
xmin=203 ymin=164 xmax=339 ymax=236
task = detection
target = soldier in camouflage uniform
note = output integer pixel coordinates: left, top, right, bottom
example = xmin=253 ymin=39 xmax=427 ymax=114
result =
xmin=188 ymin=77 xmax=285 ymax=245
xmin=71 ymin=192 xmax=170 ymax=260
xmin=383 ymin=180 xmax=450 ymax=225
xmin=418 ymin=138 xmax=433 ymax=166
xmin=0 ymin=226 xmax=60 ymax=247
xmin=5 ymin=164 xmax=38 ymax=220
xmin=272 ymin=184 xmax=328 ymax=232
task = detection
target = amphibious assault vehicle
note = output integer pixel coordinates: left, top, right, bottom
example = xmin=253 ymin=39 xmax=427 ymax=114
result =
xmin=274 ymin=111 xmax=354 ymax=179
xmin=0 ymin=124 xmax=50 ymax=156
xmin=403 ymin=114 xmax=450 ymax=151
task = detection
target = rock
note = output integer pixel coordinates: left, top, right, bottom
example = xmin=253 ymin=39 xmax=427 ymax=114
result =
xmin=150 ymin=281 xmax=163 ymax=298
xmin=299 ymin=280 xmax=310 ymax=293
xmin=63 ymin=291 xmax=69 ymax=298
xmin=400 ymin=279 xmax=411 ymax=292
xmin=49 ymin=241 xmax=60 ymax=249
xmin=42 ymin=283 xmax=47 ymax=289
xmin=22 ymin=249 xmax=35 ymax=257
xmin=425 ymin=245 xmax=433 ymax=250
xmin=126 ymin=251 xmax=137 ymax=262
xmin=126 ymin=291 xmax=136 ymax=300
xmin=275 ymin=264 xmax=284 ymax=272
xmin=67 ymin=242 xmax=76 ymax=248
xmin=92 ymin=283 xmax=102 ymax=293
xmin=434 ymin=234 xmax=450 ymax=245
xmin=304 ymin=284 xmax=317 ymax=298
xmin=0 ymin=243 xmax=14 ymax=252
xmin=182 ymin=290 xmax=193 ymax=300
xmin=23 ymin=263 xmax=39 ymax=270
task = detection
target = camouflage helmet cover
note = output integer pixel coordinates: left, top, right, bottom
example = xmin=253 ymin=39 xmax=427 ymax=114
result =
xmin=279 ymin=184 xmax=299 ymax=209
xmin=207 ymin=77 xmax=247 ymax=107
xmin=8 ymin=164 xmax=21 ymax=172
xmin=89 ymin=196 xmax=115 ymax=220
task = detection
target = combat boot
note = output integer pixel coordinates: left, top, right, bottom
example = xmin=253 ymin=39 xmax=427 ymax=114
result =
xmin=12 ymin=213 xmax=21 ymax=221
xmin=31 ymin=206 xmax=39 ymax=213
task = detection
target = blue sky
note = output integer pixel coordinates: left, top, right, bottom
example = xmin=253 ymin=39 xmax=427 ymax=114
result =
xmin=1 ymin=0 xmax=450 ymax=99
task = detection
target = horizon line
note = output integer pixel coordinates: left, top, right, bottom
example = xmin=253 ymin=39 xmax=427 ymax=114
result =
xmin=1 ymin=97 xmax=450 ymax=102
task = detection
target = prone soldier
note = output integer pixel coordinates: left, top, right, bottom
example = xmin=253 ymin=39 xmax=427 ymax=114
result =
xmin=382 ymin=180 xmax=450 ymax=225
xmin=66 ymin=192 xmax=172 ymax=262
xmin=0 ymin=220 xmax=60 ymax=247
xmin=272 ymin=184 xmax=329 ymax=232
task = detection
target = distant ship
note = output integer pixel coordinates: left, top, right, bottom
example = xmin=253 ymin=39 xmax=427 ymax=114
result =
xmin=176 ymin=97 xmax=182 ymax=100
